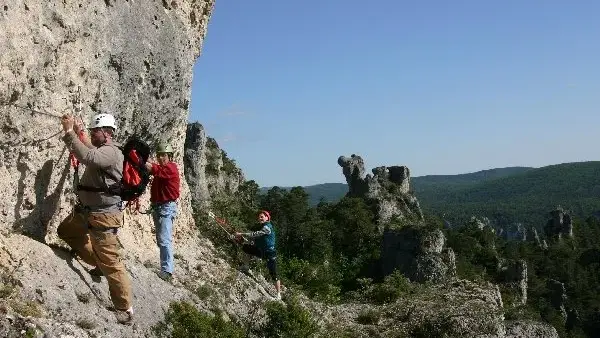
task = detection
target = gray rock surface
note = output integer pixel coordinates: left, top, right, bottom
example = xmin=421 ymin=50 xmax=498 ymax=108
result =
xmin=547 ymin=279 xmax=568 ymax=320
xmin=381 ymin=227 xmax=455 ymax=283
xmin=184 ymin=122 xmax=245 ymax=209
xmin=544 ymin=206 xmax=574 ymax=240
xmin=504 ymin=320 xmax=559 ymax=338
xmin=305 ymin=279 xmax=558 ymax=337
xmin=338 ymin=155 xmax=452 ymax=283
xmin=337 ymin=154 xmax=423 ymax=224
xmin=498 ymin=259 xmax=528 ymax=306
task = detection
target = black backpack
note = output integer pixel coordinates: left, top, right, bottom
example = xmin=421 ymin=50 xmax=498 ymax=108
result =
xmin=78 ymin=136 xmax=151 ymax=202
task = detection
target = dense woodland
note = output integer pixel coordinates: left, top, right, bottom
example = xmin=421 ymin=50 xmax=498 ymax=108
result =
xmin=198 ymin=177 xmax=600 ymax=337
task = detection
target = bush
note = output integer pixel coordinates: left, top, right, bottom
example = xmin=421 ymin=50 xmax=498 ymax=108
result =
xmin=350 ymin=270 xmax=413 ymax=305
xmin=221 ymin=150 xmax=238 ymax=175
xmin=279 ymin=256 xmax=341 ymax=303
xmin=258 ymin=297 xmax=319 ymax=338
xmin=356 ymin=309 xmax=380 ymax=325
xmin=152 ymin=301 xmax=245 ymax=338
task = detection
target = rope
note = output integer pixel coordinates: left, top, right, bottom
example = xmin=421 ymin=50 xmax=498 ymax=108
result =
xmin=0 ymin=102 xmax=63 ymax=118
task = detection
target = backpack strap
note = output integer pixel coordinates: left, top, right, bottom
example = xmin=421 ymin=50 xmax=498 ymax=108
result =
xmin=77 ymin=167 xmax=121 ymax=195
xmin=77 ymin=144 xmax=123 ymax=195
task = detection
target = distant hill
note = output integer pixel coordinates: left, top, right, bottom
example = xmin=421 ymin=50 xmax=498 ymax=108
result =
xmin=261 ymin=162 xmax=600 ymax=227
xmin=413 ymin=166 xmax=534 ymax=186
xmin=419 ymin=161 xmax=600 ymax=227
xmin=261 ymin=166 xmax=534 ymax=205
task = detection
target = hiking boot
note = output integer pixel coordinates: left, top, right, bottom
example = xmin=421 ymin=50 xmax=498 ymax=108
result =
xmin=157 ymin=270 xmax=172 ymax=282
xmin=115 ymin=308 xmax=133 ymax=325
xmin=89 ymin=267 xmax=103 ymax=277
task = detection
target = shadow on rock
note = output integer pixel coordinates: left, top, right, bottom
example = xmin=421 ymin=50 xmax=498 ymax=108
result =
xmin=48 ymin=244 xmax=105 ymax=302
xmin=13 ymin=151 xmax=70 ymax=243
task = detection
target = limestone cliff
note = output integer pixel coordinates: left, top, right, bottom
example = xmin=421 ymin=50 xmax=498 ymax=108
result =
xmin=184 ymin=122 xmax=245 ymax=209
xmin=0 ymin=2 xmax=276 ymax=337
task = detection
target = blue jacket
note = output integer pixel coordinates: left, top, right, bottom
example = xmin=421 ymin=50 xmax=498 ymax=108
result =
xmin=243 ymin=221 xmax=276 ymax=253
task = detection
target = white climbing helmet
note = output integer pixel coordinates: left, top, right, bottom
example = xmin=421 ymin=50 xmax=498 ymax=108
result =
xmin=89 ymin=113 xmax=117 ymax=130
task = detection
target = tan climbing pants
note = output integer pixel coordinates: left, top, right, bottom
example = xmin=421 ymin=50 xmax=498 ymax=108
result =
xmin=57 ymin=210 xmax=132 ymax=311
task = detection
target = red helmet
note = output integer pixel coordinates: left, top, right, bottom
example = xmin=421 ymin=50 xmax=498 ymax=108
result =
xmin=259 ymin=210 xmax=270 ymax=221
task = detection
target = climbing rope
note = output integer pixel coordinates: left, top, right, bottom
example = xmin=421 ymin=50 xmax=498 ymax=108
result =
xmin=0 ymin=102 xmax=63 ymax=118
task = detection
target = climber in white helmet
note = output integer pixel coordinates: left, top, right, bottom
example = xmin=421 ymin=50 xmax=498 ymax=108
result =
xmin=58 ymin=112 xmax=134 ymax=325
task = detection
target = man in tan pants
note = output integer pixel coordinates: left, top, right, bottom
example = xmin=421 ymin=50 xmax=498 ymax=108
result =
xmin=59 ymin=113 xmax=133 ymax=324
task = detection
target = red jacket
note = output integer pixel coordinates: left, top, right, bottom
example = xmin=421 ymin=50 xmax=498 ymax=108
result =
xmin=150 ymin=162 xmax=180 ymax=203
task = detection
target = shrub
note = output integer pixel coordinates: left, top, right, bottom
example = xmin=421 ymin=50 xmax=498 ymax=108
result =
xmin=152 ymin=301 xmax=245 ymax=338
xmin=258 ymin=296 xmax=319 ymax=338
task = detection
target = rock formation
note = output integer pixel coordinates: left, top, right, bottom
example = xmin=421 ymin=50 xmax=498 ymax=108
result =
xmin=527 ymin=226 xmax=548 ymax=250
xmin=544 ymin=206 xmax=574 ymax=240
xmin=498 ymin=259 xmax=528 ymax=306
xmin=336 ymin=154 xmax=452 ymax=283
xmin=184 ymin=122 xmax=245 ymax=209
xmin=307 ymin=279 xmax=558 ymax=337
xmin=547 ymin=279 xmax=568 ymax=320
xmin=381 ymin=227 xmax=456 ymax=283
xmin=337 ymin=154 xmax=423 ymax=224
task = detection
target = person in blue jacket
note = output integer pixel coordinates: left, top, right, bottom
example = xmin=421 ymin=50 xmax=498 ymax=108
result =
xmin=233 ymin=210 xmax=281 ymax=300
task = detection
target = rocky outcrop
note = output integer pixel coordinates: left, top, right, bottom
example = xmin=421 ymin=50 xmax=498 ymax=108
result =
xmin=337 ymin=154 xmax=423 ymax=224
xmin=504 ymin=320 xmax=560 ymax=338
xmin=184 ymin=122 xmax=244 ymax=209
xmin=527 ymin=226 xmax=548 ymax=249
xmin=381 ymin=226 xmax=456 ymax=283
xmin=498 ymin=259 xmax=528 ymax=306
xmin=337 ymin=155 xmax=449 ymax=283
xmin=544 ymin=207 xmax=574 ymax=240
xmin=547 ymin=279 xmax=568 ymax=320
xmin=500 ymin=223 xmax=527 ymax=242
xmin=0 ymin=0 xmax=216 ymax=243
xmin=305 ymin=279 xmax=558 ymax=338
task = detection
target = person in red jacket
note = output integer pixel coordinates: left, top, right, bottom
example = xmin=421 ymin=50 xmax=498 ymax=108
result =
xmin=145 ymin=142 xmax=180 ymax=281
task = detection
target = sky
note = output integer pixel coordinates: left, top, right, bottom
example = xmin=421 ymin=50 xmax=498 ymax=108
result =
xmin=189 ymin=0 xmax=600 ymax=188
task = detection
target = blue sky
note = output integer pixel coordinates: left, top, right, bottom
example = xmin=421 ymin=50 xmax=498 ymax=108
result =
xmin=189 ymin=1 xmax=600 ymax=187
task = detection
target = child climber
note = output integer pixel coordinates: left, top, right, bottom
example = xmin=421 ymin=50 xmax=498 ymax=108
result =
xmin=145 ymin=142 xmax=180 ymax=281
xmin=233 ymin=210 xmax=282 ymax=300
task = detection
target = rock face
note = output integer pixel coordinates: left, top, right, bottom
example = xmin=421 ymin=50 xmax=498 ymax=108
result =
xmin=500 ymin=223 xmax=527 ymax=242
xmin=504 ymin=320 xmax=560 ymax=338
xmin=0 ymin=1 xmax=279 ymax=336
xmin=337 ymin=154 xmax=423 ymax=224
xmin=0 ymin=0 xmax=216 ymax=243
xmin=306 ymin=279 xmax=558 ymax=338
xmin=498 ymin=259 xmax=528 ymax=306
xmin=527 ymin=226 xmax=548 ymax=249
xmin=544 ymin=207 xmax=574 ymax=240
xmin=547 ymin=279 xmax=568 ymax=320
xmin=184 ymin=122 xmax=245 ymax=209
xmin=381 ymin=227 xmax=456 ymax=283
